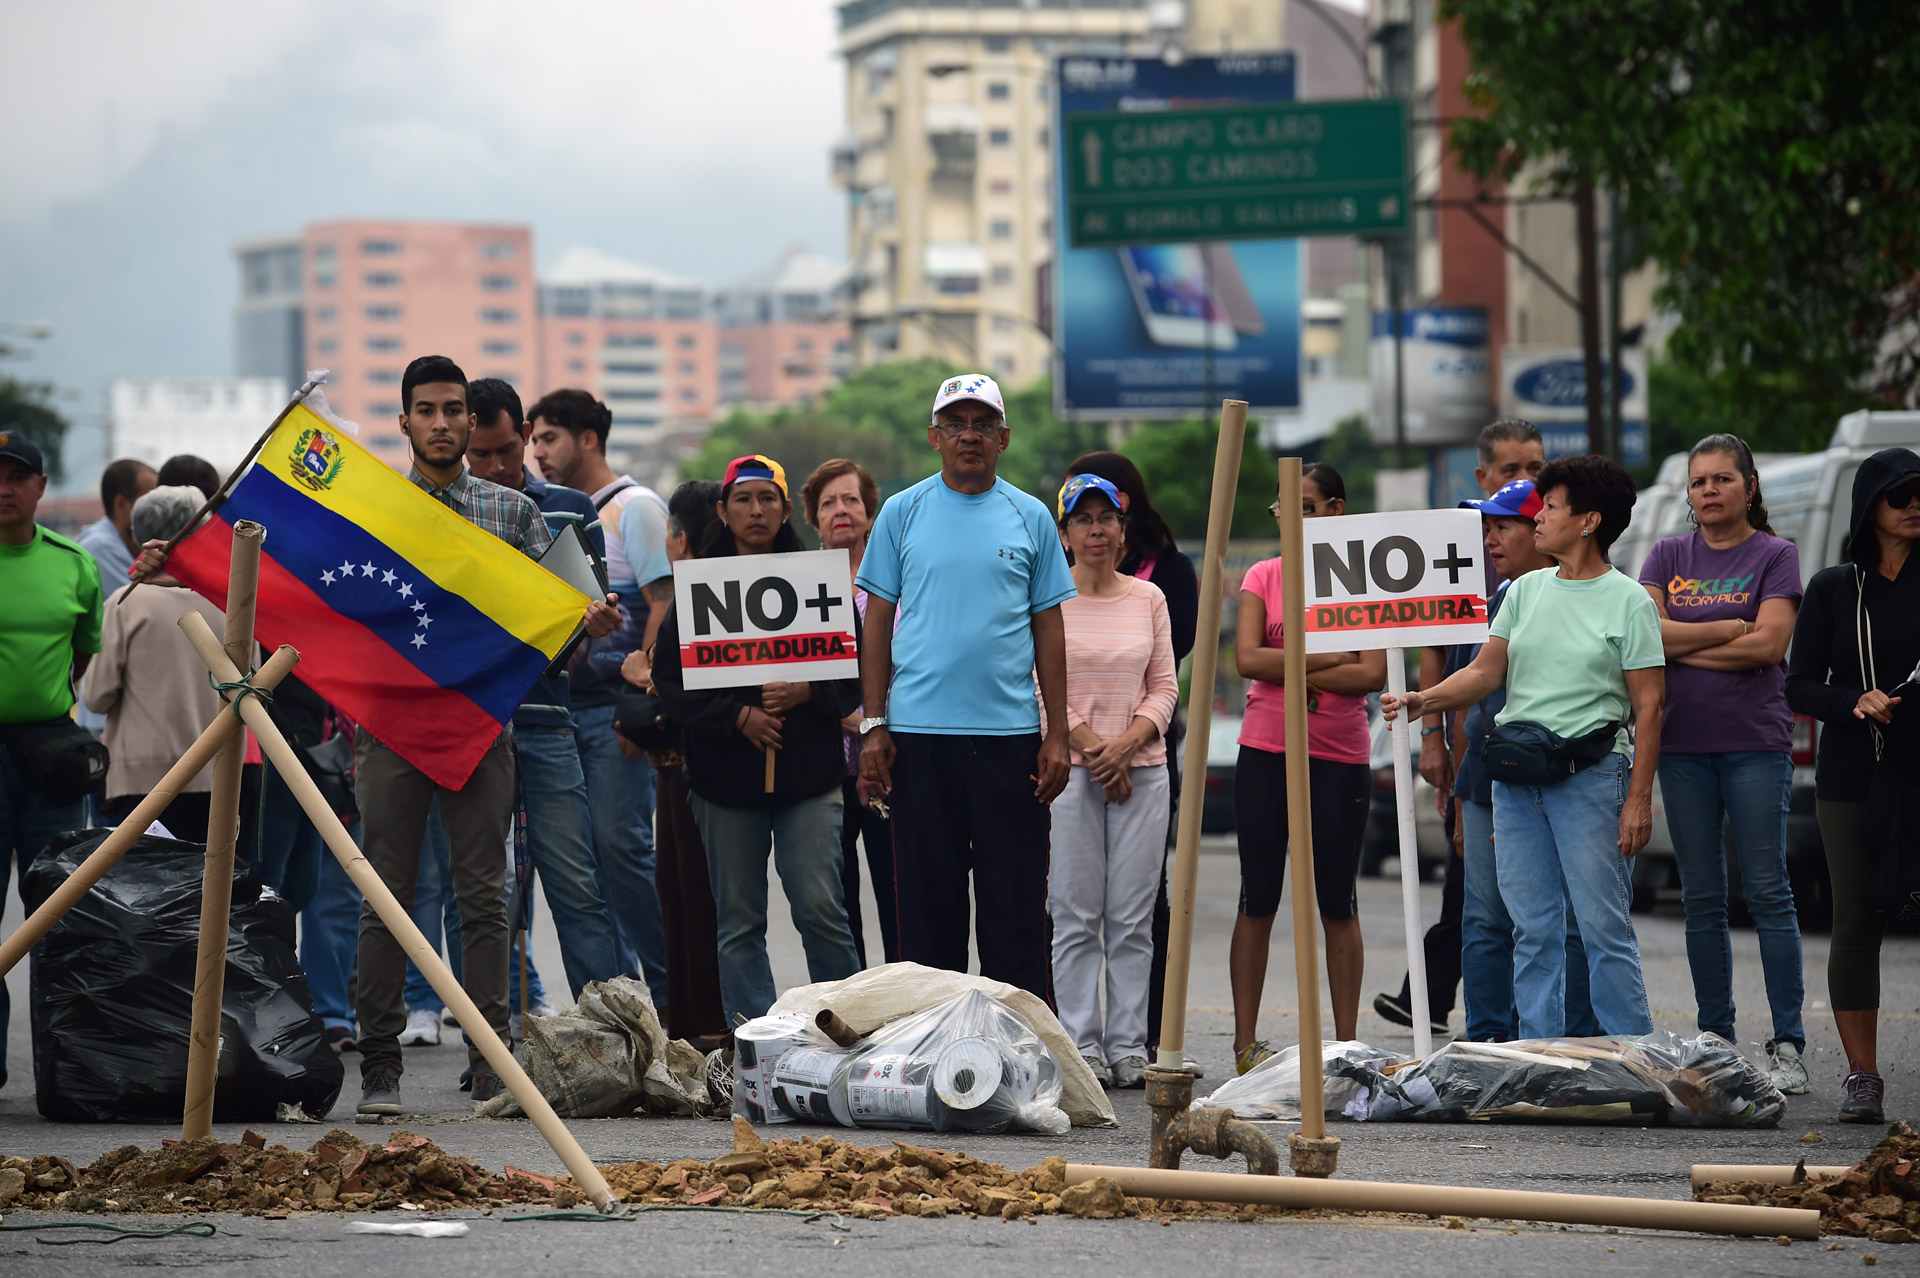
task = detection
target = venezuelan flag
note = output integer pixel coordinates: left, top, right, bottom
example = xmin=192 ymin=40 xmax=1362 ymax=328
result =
xmin=169 ymin=403 xmax=588 ymax=789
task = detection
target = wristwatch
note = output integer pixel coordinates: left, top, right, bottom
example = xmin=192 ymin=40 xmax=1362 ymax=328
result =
xmin=858 ymin=716 xmax=889 ymax=735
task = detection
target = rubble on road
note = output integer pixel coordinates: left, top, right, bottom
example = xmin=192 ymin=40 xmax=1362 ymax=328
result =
xmin=1695 ymin=1121 xmax=1920 ymax=1242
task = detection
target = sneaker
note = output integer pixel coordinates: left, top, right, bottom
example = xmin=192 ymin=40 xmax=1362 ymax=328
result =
xmin=1083 ymin=1055 xmax=1114 ymax=1088
xmin=1373 ymin=991 xmax=1450 ymax=1037
xmin=471 ymin=1070 xmax=505 ymax=1105
xmin=398 ymin=1008 xmax=441 ymax=1047
xmin=325 ymin=1026 xmax=357 ymax=1054
xmin=442 ymin=1010 xmax=460 ymax=1028
xmin=358 ymin=1065 xmax=403 ymax=1117
xmin=1235 ymin=1040 xmax=1275 ymax=1076
xmin=1767 ymin=1040 xmax=1811 ymax=1096
xmin=459 ymin=1067 xmax=473 ymax=1092
xmin=1841 ymin=1070 xmax=1886 ymax=1124
xmin=1109 ymin=1056 xmax=1149 ymax=1089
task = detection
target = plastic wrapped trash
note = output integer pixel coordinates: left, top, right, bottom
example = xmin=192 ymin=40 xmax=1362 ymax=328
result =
xmin=767 ymin=989 xmax=1069 ymax=1136
xmin=733 ymin=1012 xmax=820 ymax=1125
xmin=766 ymin=962 xmax=1114 ymax=1127
xmin=475 ymin=976 xmax=708 ymax=1120
xmin=22 ymin=828 xmax=343 ymax=1123
xmin=1197 ymin=1041 xmax=1409 ymax=1121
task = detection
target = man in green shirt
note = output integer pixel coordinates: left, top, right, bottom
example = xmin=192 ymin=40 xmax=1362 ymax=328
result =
xmin=0 ymin=430 xmax=104 ymax=1091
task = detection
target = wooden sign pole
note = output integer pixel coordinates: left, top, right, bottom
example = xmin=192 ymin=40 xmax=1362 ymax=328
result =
xmin=1154 ymin=399 xmax=1247 ymax=1073
xmin=178 ymin=611 xmax=618 ymax=1212
xmin=181 ymin=521 xmax=264 ymax=1140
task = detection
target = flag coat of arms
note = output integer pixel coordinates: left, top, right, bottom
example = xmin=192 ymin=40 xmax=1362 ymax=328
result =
xmin=169 ymin=402 xmax=588 ymax=789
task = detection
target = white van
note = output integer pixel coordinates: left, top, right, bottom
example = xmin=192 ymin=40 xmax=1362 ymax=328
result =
xmin=1633 ymin=411 xmax=1920 ymax=925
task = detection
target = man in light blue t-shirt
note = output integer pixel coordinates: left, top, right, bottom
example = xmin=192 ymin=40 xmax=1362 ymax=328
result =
xmin=856 ymin=374 xmax=1076 ymax=999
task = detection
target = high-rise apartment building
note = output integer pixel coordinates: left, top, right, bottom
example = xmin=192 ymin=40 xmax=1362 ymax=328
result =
xmin=713 ymin=247 xmax=852 ymax=410
xmin=110 ymin=377 xmax=289 ymax=476
xmin=234 ymin=236 xmax=305 ymax=390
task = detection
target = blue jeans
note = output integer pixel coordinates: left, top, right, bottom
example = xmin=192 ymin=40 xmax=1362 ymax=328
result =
xmin=690 ymin=788 xmax=861 ymax=1023
xmin=1460 ymin=798 xmax=1598 ymax=1041
xmin=574 ymin=702 xmax=667 ymax=1005
xmin=1657 ymin=751 xmax=1805 ymax=1050
xmin=0 ymin=749 xmax=84 ymax=1090
xmin=510 ymin=718 xmax=623 ymax=999
xmin=257 ymin=761 xmax=325 ymax=911
xmin=402 ymin=796 xmax=554 ymax=1013
xmin=303 ymin=818 xmax=364 ymax=1031
xmin=1494 ymin=753 xmax=1653 ymax=1038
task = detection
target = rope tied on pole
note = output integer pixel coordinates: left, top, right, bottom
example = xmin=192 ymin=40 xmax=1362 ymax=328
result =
xmin=208 ymin=670 xmax=276 ymax=720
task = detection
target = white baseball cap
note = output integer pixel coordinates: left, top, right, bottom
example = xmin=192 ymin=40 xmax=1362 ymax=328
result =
xmin=930 ymin=373 xmax=1006 ymax=424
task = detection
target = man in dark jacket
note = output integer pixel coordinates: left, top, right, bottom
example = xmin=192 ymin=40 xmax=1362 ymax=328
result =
xmin=652 ymin=455 xmax=863 ymax=1022
xmin=1788 ymin=446 xmax=1920 ymax=1124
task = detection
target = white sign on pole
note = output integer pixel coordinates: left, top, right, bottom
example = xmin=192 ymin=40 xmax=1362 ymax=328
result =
xmin=672 ymin=549 xmax=859 ymax=690
xmin=1287 ymin=506 xmax=1489 ymax=1059
xmin=1297 ymin=509 xmax=1489 ymax=654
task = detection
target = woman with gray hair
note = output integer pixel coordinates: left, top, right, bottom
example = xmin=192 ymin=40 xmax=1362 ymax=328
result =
xmin=79 ymin=484 xmax=243 ymax=844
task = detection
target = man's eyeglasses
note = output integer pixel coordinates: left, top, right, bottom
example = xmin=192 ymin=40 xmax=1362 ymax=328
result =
xmin=1065 ymin=511 xmax=1126 ymax=531
xmin=1269 ymin=500 xmax=1319 ymax=517
xmin=1885 ymin=485 xmax=1920 ymax=510
xmin=934 ymin=417 xmax=1005 ymax=436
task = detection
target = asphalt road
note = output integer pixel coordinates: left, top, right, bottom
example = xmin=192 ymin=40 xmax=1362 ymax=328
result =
xmin=5 ymin=836 xmax=1919 ymax=1275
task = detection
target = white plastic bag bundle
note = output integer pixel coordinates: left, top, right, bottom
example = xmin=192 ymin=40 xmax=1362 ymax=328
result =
xmin=1197 ymin=1041 xmax=1408 ymax=1121
xmin=767 ymin=989 xmax=1069 ymax=1136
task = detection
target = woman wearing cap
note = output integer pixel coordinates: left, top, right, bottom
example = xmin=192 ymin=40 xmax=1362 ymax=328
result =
xmin=800 ymin=457 xmax=896 ymax=966
xmin=1788 ymin=447 xmax=1920 ymax=1124
xmin=653 ymin=455 xmax=863 ymax=1023
xmin=1231 ymin=463 xmax=1386 ymax=1074
xmin=1385 ymin=454 xmax=1663 ymax=1041
xmin=1640 ymin=434 xmax=1807 ymax=1095
xmin=1047 ymin=473 xmax=1178 ymax=1090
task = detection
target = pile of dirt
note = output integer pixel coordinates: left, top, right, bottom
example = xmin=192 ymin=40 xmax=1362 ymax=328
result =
xmin=1695 ymin=1121 xmax=1920 ymax=1243
xmin=0 ymin=1129 xmax=564 ymax=1216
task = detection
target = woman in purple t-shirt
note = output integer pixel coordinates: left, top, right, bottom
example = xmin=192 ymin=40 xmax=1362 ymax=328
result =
xmin=1639 ymin=434 xmax=1806 ymax=1095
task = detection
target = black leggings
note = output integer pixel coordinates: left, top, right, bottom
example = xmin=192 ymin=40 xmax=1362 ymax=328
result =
xmin=1820 ymin=800 xmax=1886 ymax=1012
xmin=1234 ymin=747 xmax=1370 ymax=921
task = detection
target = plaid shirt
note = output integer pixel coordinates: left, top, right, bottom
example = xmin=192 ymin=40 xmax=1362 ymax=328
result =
xmin=409 ymin=468 xmax=553 ymax=560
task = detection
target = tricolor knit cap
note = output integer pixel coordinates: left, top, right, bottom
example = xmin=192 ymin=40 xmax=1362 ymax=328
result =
xmin=930 ymin=373 xmax=1006 ymax=424
xmin=722 ymin=454 xmax=788 ymax=500
xmin=1465 ymin=478 xmax=1542 ymax=520
xmin=1057 ymin=473 xmax=1128 ymax=520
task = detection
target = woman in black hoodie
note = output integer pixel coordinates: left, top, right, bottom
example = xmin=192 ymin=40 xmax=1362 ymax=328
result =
xmin=653 ymin=455 xmax=863 ymax=1025
xmin=1786 ymin=446 xmax=1920 ymax=1123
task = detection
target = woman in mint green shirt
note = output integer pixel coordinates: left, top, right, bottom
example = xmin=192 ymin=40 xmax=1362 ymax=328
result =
xmin=1386 ymin=454 xmax=1665 ymax=1039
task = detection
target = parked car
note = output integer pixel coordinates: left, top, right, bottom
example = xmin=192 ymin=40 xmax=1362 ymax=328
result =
xmin=1359 ymin=695 xmax=1449 ymax=879
xmin=1201 ymin=713 xmax=1241 ymax=834
xmin=1629 ymin=409 xmax=1920 ymax=929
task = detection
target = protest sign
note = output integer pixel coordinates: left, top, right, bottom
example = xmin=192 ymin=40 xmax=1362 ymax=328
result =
xmin=1296 ymin=509 xmax=1489 ymax=654
xmin=672 ymin=549 xmax=860 ymax=691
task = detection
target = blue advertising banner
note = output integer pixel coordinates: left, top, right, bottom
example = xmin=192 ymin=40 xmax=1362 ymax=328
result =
xmin=1053 ymin=53 xmax=1302 ymax=420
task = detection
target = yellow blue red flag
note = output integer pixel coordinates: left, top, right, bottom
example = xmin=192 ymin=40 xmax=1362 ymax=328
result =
xmin=169 ymin=402 xmax=587 ymax=789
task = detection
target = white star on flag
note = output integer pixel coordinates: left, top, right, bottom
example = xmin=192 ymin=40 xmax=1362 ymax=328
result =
xmin=381 ymin=569 xmax=397 ymax=585
xmin=361 ymin=561 xmax=377 ymax=577
xmin=339 ymin=559 xmax=354 ymax=577
xmin=410 ymin=600 xmax=425 ymax=613
xmin=398 ymin=582 xmax=413 ymax=599
xmin=320 ymin=570 xmax=335 ymax=586
xmin=410 ymin=633 xmax=427 ymax=649
xmin=417 ymin=614 xmax=432 ymax=630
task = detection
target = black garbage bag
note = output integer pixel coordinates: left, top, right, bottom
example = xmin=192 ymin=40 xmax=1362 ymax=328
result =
xmin=22 ymin=828 xmax=343 ymax=1122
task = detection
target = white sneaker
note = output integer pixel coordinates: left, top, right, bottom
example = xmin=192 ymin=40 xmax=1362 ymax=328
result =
xmin=1767 ymin=1040 xmax=1811 ymax=1095
xmin=1109 ymin=1055 xmax=1149 ymax=1089
xmin=397 ymin=1007 xmax=441 ymax=1047
xmin=1083 ymin=1054 xmax=1114 ymax=1088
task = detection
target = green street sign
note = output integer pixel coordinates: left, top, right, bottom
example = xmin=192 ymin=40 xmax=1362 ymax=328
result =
xmin=1064 ymin=98 xmax=1409 ymax=247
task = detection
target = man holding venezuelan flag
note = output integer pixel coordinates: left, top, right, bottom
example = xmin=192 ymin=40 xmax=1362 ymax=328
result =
xmin=147 ymin=355 xmax=619 ymax=1118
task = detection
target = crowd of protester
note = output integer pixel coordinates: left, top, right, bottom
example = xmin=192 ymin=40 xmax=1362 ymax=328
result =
xmin=1 ymin=358 xmax=1916 ymax=1127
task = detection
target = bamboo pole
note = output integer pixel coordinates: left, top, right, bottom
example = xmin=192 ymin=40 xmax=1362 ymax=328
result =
xmin=178 ymin=611 xmax=617 ymax=1212
xmin=0 ymin=646 xmax=299 ymax=979
xmin=181 ymin=521 xmax=263 ymax=1140
xmin=1155 ymin=399 xmax=1248 ymax=1072
xmin=1276 ymin=458 xmax=1328 ymax=1138
xmin=765 ymin=745 xmax=776 ymax=794
xmin=1691 ymin=1164 xmax=1850 ymax=1190
xmin=1064 ymin=1163 xmax=1820 ymax=1240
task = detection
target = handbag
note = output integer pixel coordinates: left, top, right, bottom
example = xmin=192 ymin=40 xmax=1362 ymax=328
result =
xmin=0 ymin=717 xmax=110 ymax=806
xmin=1481 ymin=719 xmax=1621 ymax=787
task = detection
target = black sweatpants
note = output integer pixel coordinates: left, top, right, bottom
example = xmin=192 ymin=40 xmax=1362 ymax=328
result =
xmin=888 ymin=731 xmax=1053 ymax=1004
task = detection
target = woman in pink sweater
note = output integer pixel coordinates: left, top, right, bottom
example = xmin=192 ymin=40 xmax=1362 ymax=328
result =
xmin=1047 ymin=473 xmax=1179 ymax=1090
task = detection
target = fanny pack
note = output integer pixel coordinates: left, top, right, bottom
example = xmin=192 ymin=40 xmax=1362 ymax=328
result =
xmin=1 ymin=717 xmax=110 ymax=806
xmin=1481 ymin=719 xmax=1621 ymax=787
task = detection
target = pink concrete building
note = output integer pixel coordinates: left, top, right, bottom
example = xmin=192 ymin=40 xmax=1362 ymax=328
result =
xmin=713 ymin=247 xmax=851 ymax=410
xmin=300 ymin=220 xmax=538 ymax=464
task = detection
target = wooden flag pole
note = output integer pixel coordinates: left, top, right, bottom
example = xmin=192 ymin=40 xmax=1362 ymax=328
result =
xmin=178 ymin=612 xmax=618 ymax=1212
xmin=1154 ymin=399 xmax=1247 ymax=1073
xmin=765 ymin=745 xmax=776 ymax=794
xmin=1277 ymin=458 xmax=1336 ymax=1169
xmin=0 ymin=646 xmax=299 ymax=979
xmin=182 ymin=521 xmax=264 ymax=1140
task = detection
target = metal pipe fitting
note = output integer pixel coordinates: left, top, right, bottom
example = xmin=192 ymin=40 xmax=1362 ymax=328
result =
xmin=1145 ymin=1066 xmax=1280 ymax=1175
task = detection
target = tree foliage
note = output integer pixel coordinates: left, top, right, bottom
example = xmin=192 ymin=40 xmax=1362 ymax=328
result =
xmin=1444 ymin=0 xmax=1920 ymax=430
xmin=0 ymin=378 xmax=68 ymax=481
xmin=1121 ymin=415 xmax=1283 ymax=542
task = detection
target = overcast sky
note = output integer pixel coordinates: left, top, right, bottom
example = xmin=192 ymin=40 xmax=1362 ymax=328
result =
xmin=0 ymin=0 xmax=846 ymax=454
